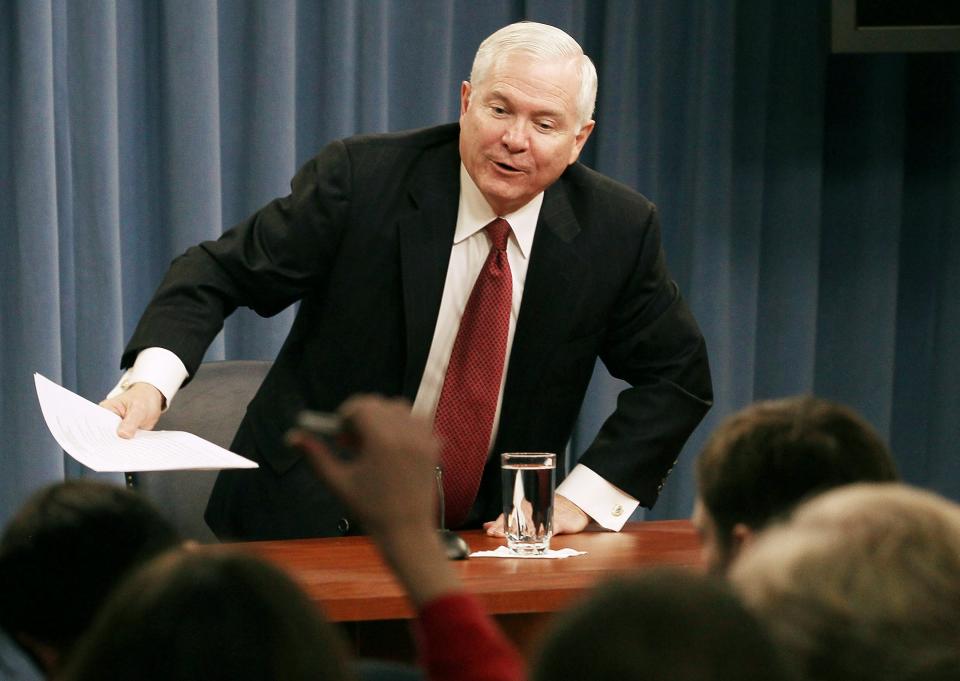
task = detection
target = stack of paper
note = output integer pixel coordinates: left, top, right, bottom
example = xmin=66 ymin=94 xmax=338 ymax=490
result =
xmin=34 ymin=373 xmax=258 ymax=473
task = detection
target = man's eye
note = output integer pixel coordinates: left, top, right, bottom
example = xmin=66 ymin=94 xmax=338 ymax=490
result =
xmin=536 ymin=122 xmax=554 ymax=132
xmin=491 ymin=106 xmax=507 ymax=115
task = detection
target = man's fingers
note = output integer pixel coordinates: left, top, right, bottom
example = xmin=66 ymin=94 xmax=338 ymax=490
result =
xmin=117 ymin=400 xmax=147 ymax=438
xmin=103 ymin=383 xmax=163 ymax=438
xmin=100 ymin=396 xmax=138 ymax=439
xmin=99 ymin=398 xmax=126 ymax=419
xmin=115 ymin=399 xmax=159 ymax=439
xmin=486 ymin=498 xmax=589 ymax=537
xmin=117 ymin=412 xmax=139 ymax=439
xmin=552 ymin=494 xmax=590 ymax=535
xmin=117 ymin=403 xmax=148 ymax=440
xmin=484 ymin=515 xmax=506 ymax=536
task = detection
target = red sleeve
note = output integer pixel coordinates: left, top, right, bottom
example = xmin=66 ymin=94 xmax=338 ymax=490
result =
xmin=413 ymin=591 xmax=525 ymax=681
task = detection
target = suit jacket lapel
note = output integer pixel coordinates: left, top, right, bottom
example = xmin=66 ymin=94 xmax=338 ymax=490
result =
xmin=397 ymin=143 xmax=461 ymax=399
xmin=500 ymin=179 xmax=588 ymax=432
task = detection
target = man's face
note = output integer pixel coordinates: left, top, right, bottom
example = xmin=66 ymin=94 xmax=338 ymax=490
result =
xmin=691 ymin=497 xmax=728 ymax=574
xmin=459 ymin=52 xmax=594 ymax=216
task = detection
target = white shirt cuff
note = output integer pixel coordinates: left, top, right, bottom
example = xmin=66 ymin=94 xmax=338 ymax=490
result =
xmin=106 ymin=347 xmax=189 ymax=410
xmin=556 ymin=464 xmax=639 ymax=531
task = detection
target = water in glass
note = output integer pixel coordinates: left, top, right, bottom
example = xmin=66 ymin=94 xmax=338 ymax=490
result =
xmin=501 ymin=452 xmax=556 ymax=554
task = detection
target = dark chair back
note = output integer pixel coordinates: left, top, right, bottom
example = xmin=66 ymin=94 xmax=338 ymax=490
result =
xmin=126 ymin=360 xmax=271 ymax=543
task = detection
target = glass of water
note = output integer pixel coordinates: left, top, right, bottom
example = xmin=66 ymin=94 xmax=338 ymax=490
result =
xmin=501 ymin=452 xmax=556 ymax=555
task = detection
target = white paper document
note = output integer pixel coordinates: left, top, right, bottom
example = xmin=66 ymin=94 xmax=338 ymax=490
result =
xmin=34 ymin=373 xmax=258 ymax=473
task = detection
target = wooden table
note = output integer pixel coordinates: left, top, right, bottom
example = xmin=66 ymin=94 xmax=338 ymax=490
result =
xmin=240 ymin=520 xmax=701 ymax=658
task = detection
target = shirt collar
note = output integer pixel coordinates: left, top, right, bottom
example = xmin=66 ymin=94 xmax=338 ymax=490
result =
xmin=455 ymin=164 xmax=541 ymax=259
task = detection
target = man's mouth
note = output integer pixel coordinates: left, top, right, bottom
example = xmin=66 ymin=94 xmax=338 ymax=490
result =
xmin=492 ymin=160 xmax=523 ymax=173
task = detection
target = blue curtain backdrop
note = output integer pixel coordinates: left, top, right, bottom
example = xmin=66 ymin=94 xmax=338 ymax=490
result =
xmin=1 ymin=0 xmax=958 ymax=527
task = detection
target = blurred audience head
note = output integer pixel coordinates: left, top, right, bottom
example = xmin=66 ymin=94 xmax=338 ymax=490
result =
xmin=731 ymin=483 xmax=960 ymax=681
xmin=61 ymin=547 xmax=353 ymax=681
xmin=692 ymin=395 xmax=897 ymax=572
xmin=531 ymin=568 xmax=795 ymax=681
xmin=0 ymin=480 xmax=179 ymax=676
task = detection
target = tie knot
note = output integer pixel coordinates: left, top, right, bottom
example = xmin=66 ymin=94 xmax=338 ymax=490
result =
xmin=485 ymin=218 xmax=511 ymax=252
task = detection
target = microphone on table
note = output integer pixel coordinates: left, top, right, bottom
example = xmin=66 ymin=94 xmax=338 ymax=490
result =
xmin=435 ymin=466 xmax=470 ymax=560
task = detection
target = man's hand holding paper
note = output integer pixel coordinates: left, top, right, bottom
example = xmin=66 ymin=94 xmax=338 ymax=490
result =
xmin=99 ymin=382 xmax=164 ymax=438
xmin=34 ymin=373 xmax=256 ymax=473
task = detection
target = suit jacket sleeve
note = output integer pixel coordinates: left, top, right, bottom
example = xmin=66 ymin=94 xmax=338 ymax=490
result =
xmin=121 ymin=140 xmax=353 ymax=376
xmin=580 ymin=204 xmax=712 ymax=508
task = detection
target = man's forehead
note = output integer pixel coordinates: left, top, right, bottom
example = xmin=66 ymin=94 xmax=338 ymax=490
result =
xmin=479 ymin=55 xmax=579 ymax=111
xmin=483 ymin=51 xmax=577 ymax=80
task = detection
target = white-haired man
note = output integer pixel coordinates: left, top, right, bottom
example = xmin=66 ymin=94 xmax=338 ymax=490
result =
xmin=102 ymin=21 xmax=712 ymax=541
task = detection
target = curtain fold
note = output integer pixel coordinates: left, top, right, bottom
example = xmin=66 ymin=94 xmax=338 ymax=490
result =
xmin=2 ymin=0 xmax=958 ymax=527
xmin=3 ymin=0 xmax=67 ymax=497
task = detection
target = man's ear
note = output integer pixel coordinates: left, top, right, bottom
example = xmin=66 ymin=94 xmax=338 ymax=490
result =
xmin=729 ymin=523 xmax=756 ymax=562
xmin=459 ymin=81 xmax=472 ymax=117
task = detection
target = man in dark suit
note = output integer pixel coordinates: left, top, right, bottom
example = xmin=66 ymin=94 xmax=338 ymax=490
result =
xmin=102 ymin=21 xmax=711 ymax=541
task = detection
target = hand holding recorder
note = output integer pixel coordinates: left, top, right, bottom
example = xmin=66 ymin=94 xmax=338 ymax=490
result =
xmin=287 ymin=396 xmax=464 ymax=605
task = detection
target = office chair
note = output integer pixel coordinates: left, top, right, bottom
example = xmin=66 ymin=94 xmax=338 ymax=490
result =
xmin=125 ymin=359 xmax=272 ymax=543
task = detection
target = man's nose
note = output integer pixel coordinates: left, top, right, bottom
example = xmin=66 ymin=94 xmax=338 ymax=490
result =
xmin=501 ymin=121 xmax=529 ymax=151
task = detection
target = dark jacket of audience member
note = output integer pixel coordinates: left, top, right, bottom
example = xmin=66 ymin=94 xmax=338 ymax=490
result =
xmin=60 ymin=548 xmax=354 ymax=681
xmin=693 ymin=395 xmax=898 ymax=571
xmin=0 ymin=480 xmax=180 ymax=676
xmin=531 ymin=568 xmax=797 ymax=681
xmin=731 ymin=483 xmax=960 ymax=681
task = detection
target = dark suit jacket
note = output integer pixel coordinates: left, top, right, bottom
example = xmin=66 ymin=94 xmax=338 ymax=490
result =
xmin=123 ymin=123 xmax=712 ymax=540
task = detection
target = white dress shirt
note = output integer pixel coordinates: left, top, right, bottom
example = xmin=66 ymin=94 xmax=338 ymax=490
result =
xmin=110 ymin=164 xmax=638 ymax=530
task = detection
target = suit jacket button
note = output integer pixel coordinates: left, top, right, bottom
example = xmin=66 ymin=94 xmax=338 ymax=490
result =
xmin=611 ymin=504 xmax=624 ymax=518
xmin=337 ymin=518 xmax=350 ymax=534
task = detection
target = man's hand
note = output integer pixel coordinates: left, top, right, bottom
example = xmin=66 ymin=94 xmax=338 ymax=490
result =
xmin=99 ymin=383 xmax=164 ymax=439
xmin=483 ymin=493 xmax=590 ymax=536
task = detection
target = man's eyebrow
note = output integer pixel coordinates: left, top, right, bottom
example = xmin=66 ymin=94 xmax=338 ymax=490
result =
xmin=484 ymin=88 xmax=567 ymax=120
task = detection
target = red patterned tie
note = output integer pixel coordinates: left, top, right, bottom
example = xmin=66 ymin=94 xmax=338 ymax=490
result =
xmin=435 ymin=218 xmax=513 ymax=528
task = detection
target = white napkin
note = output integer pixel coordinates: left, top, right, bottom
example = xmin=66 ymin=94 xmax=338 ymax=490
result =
xmin=469 ymin=546 xmax=586 ymax=559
